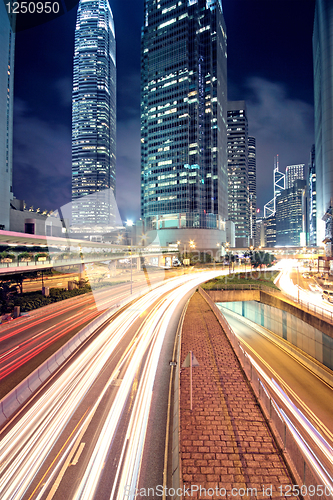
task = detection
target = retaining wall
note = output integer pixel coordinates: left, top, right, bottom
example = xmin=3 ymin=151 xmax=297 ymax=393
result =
xmin=219 ymin=300 xmax=333 ymax=372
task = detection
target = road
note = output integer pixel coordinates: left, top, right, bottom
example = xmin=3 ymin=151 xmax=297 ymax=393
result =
xmin=219 ymin=307 xmax=333 ymax=480
xmin=276 ymin=263 xmax=333 ymax=322
xmin=0 ymin=270 xmax=224 ymax=500
xmin=0 ymin=268 xmax=175 ymax=395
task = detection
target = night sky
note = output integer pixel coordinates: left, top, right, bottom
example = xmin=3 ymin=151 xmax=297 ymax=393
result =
xmin=13 ymin=0 xmax=316 ymax=222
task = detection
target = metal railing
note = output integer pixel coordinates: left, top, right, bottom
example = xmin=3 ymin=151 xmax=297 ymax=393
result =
xmin=283 ymin=291 xmax=333 ymax=325
xmin=202 ymin=283 xmax=278 ymax=292
xmin=200 ymin=287 xmax=333 ymax=500
xmin=0 ymin=249 xmax=177 ymax=273
xmin=204 ymin=282 xmax=333 ymax=325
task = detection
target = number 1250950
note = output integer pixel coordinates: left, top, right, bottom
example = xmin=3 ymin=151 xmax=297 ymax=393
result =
xmin=6 ymin=2 xmax=60 ymax=14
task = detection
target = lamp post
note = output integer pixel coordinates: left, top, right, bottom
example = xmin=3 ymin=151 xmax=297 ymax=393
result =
xmin=126 ymin=221 xmax=133 ymax=294
xmin=130 ymin=238 xmax=133 ymax=294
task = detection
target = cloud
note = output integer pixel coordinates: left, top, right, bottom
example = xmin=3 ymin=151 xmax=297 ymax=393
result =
xmin=13 ymin=98 xmax=142 ymax=221
xmin=245 ymin=77 xmax=314 ymax=209
xmin=117 ymin=72 xmax=141 ymax=121
xmin=116 ymin=118 xmax=141 ymax=221
xmin=53 ymin=77 xmax=72 ymax=107
xmin=13 ymin=99 xmax=72 ymax=211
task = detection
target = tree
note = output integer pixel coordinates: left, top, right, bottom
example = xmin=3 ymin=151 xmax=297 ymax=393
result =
xmin=0 ymin=281 xmax=17 ymax=313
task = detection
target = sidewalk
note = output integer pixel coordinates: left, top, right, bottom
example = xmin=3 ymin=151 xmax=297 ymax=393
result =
xmin=180 ymin=292 xmax=296 ymax=499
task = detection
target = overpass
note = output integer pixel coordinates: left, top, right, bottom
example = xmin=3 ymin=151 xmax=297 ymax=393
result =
xmin=0 ymin=229 xmax=177 ymax=276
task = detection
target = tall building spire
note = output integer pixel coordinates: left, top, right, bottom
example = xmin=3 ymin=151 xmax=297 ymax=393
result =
xmin=71 ymin=0 xmax=116 ymax=234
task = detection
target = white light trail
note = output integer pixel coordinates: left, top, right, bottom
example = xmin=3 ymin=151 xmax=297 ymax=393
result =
xmin=0 ymin=270 xmax=224 ymax=500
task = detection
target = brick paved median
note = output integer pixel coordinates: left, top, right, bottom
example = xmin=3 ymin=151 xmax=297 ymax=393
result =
xmin=180 ymin=292 xmax=297 ymax=499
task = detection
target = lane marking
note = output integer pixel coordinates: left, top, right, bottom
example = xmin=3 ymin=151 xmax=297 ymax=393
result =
xmin=71 ymin=442 xmax=85 ymax=466
xmin=27 ymin=409 xmax=89 ymax=500
xmin=162 ymin=298 xmax=189 ymax=500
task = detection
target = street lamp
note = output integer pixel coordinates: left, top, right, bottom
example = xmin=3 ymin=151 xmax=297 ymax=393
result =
xmin=126 ymin=220 xmax=133 ymax=294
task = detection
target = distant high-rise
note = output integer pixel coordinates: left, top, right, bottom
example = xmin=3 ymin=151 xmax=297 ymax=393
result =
xmin=264 ymin=156 xmax=285 ymax=218
xmin=227 ymin=101 xmax=250 ymax=245
xmin=248 ymin=136 xmax=256 ymax=240
xmin=285 ymin=164 xmax=304 ymax=189
xmin=141 ymin=0 xmax=228 ymax=249
xmin=313 ymin=0 xmax=333 ymax=248
xmin=276 ymin=179 xmax=306 ymax=246
xmin=308 ymin=145 xmax=317 ymax=246
xmin=0 ymin=4 xmax=15 ymax=230
xmin=72 ymin=0 xmax=116 ymax=233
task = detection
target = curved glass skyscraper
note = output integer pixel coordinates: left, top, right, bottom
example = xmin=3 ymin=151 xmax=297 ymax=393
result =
xmin=72 ymin=0 xmax=116 ymax=234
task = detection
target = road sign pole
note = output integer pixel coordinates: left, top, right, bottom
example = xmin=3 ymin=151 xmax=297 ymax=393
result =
xmin=182 ymin=351 xmax=199 ymax=411
xmin=190 ymin=350 xmax=192 ymax=411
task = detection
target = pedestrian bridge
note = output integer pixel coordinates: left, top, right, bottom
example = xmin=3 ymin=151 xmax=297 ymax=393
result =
xmin=0 ymin=230 xmax=177 ymax=276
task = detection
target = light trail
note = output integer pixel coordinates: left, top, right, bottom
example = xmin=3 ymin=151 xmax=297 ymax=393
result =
xmin=0 ymin=270 xmax=225 ymax=500
xmin=0 ymin=273 xmax=165 ymax=384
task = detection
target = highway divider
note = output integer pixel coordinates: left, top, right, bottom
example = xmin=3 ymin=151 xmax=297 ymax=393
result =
xmin=199 ymin=286 xmax=333 ymax=500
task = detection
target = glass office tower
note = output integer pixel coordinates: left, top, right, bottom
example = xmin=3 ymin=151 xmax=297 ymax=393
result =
xmin=308 ymin=145 xmax=317 ymax=246
xmin=141 ymin=0 xmax=228 ymax=241
xmin=313 ymin=0 xmax=333 ymax=247
xmin=72 ymin=0 xmax=116 ymax=233
xmin=285 ymin=164 xmax=304 ymax=189
xmin=0 ymin=4 xmax=15 ymax=230
xmin=227 ymin=101 xmax=250 ymax=245
xmin=248 ymin=136 xmax=256 ymax=240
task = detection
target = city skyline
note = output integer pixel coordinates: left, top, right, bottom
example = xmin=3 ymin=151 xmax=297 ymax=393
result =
xmin=12 ymin=0 xmax=315 ymax=222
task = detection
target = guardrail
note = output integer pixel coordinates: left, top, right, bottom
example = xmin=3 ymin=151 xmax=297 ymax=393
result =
xmin=0 ymin=249 xmax=178 ymax=271
xmin=199 ymin=287 xmax=333 ymax=500
xmin=205 ymin=282 xmax=333 ymax=325
xmin=283 ymin=291 xmax=333 ymax=325
xmin=202 ymin=283 xmax=278 ymax=292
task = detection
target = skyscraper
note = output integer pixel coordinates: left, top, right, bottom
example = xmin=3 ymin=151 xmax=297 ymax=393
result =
xmin=308 ymin=145 xmax=317 ymax=246
xmin=285 ymin=164 xmax=304 ymax=189
xmin=0 ymin=4 xmax=15 ymax=230
xmin=313 ymin=0 xmax=333 ymax=248
xmin=227 ymin=101 xmax=250 ymax=245
xmin=276 ymin=179 xmax=306 ymax=246
xmin=248 ymin=136 xmax=256 ymax=240
xmin=72 ymin=0 xmax=116 ymax=234
xmin=264 ymin=156 xmax=285 ymax=218
xmin=141 ymin=0 xmax=228 ymax=249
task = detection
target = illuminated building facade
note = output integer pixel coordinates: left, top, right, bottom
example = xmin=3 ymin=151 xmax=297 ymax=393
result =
xmin=72 ymin=0 xmax=116 ymax=233
xmin=248 ymin=136 xmax=256 ymax=240
xmin=313 ymin=0 xmax=333 ymax=247
xmin=308 ymin=145 xmax=317 ymax=246
xmin=0 ymin=4 xmax=15 ymax=230
xmin=285 ymin=164 xmax=304 ymax=189
xmin=227 ymin=101 xmax=250 ymax=245
xmin=140 ymin=0 xmax=228 ymax=248
xmin=276 ymin=179 xmax=306 ymax=246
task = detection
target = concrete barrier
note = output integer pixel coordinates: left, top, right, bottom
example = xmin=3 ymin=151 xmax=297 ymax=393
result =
xmin=219 ymin=299 xmax=333 ymax=375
